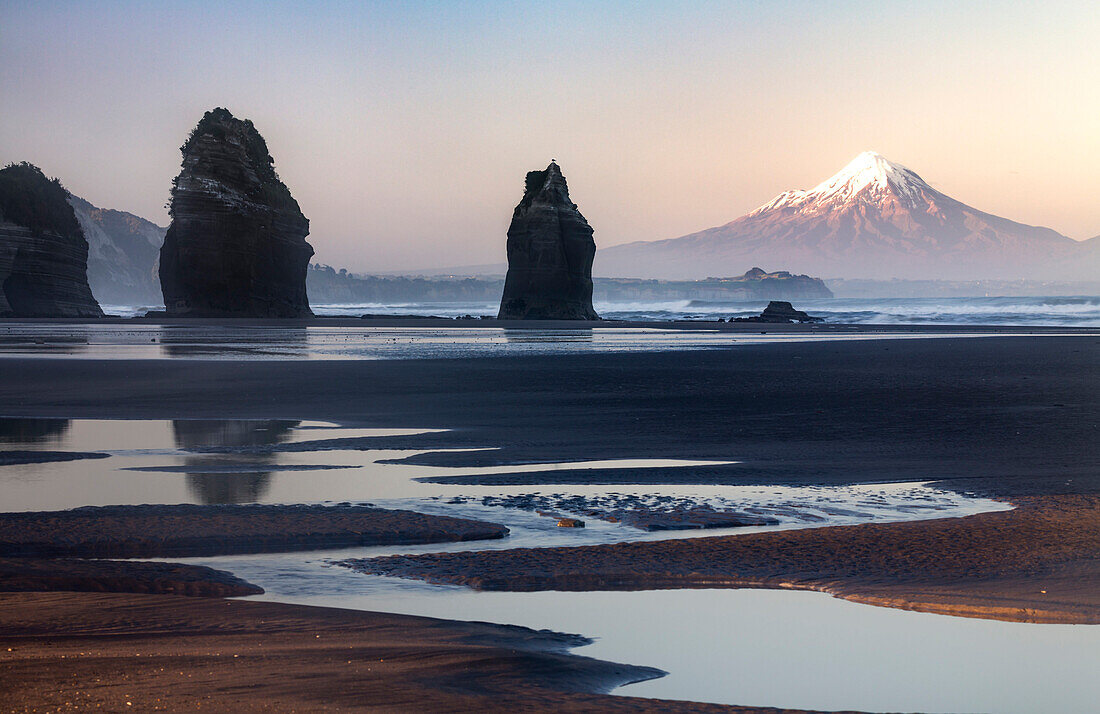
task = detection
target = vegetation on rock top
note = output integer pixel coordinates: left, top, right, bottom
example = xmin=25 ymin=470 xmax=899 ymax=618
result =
xmin=0 ymin=162 xmax=83 ymax=240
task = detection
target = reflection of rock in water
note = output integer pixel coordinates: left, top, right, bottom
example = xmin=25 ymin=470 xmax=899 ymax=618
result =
xmin=0 ymin=418 xmax=71 ymax=445
xmin=172 ymin=420 xmax=298 ymax=504
xmin=185 ymin=472 xmax=272 ymax=505
xmin=172 ymin=420 xmax=298 ymax=449
xmin=158 ymin=328 xmax=309 ymax=359
xmin=503 ymin=329 xmax=593 ymax=345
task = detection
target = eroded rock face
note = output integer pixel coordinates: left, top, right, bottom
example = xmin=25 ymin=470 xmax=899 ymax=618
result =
xmin=498 ymin=162 xmax=598 ymax=320
xmin=160 ymin=108 xmax=313 ymax=317
xmin=0 ymin=163 xmax=103 ymax=318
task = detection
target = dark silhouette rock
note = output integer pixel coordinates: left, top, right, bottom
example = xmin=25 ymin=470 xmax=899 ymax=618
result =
xmin=160 ymin=108 xmax=313 ymax=317
xmin=498 ymin=162 xmax=598 ymax=320
xmin=734 ymin=300 xmax=822 ymax=323
xmin=0 ymin=163 xmax=103 ymax=318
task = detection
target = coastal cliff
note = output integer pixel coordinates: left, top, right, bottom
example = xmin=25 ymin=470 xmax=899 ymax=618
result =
xmin=498 ymin=162 xmax=598 ymax=320
xmin=0 ymin=163 xmax=103 ymax=318
xmin=159 ymin=108 xmax=313 ymax=317
xmin=69 ymin=194 xmax=165 ymax=306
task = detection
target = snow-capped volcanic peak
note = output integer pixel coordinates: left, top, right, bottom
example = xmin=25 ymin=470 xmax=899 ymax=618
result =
xmin=596 ymin=150 xmax=1084 ymax=281
xmin=751 ymin=151 xmax=932 ymax=215
xmin=811 ymin=151 xmax=925 ymax=199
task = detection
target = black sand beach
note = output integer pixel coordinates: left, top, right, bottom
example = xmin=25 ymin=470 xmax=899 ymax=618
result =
xmin=1 ymin=592 xmax=767 ymax=713
xmin=3 ymin=329 xmax=1096 ymax=494
xmin=1 ymin=323 xmax=1098 ymax=710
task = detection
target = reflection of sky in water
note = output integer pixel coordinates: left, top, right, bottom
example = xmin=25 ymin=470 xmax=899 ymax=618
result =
xmin=4 ymin=417 xmax=1093 ymax=713
xmin=0 ymin=418 xmax=1003 ymax=529
xmin=237 ymin=582 xmax=1100 ymax=714
xmin=0 ymin=324 xmax=1043 ymax=361
xmin=177 ymin=561 xmax=1100 ymax=714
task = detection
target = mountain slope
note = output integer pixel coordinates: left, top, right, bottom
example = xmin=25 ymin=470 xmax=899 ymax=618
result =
xmin=597 ymin=152 xmax=1083 ymax=280
xmin=68 ymin=195 xmax=166 ymax=305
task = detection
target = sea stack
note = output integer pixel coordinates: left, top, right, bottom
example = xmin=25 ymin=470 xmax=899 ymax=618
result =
xmin=159 ymin=108 xmax=313 ymax=317
xmin=0 ymin=163 xmax=103 ymax=317
xmin=498 ymin=162 xmax=599 ymax=320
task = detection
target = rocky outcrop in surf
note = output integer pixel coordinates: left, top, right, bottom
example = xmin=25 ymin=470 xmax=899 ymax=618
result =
xmin=734 ymin=300 xmax=822 ymax=323
xmin=0 ymin=163 xmax=103 ymax=318
xmin=498 ymin=162 xmax=598 ymax=320
xmin=159 ymin=108 xmax=313 ymax=317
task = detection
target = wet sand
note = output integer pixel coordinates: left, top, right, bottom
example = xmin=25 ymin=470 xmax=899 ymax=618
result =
xmin=350 ymin=494 xmax=1100 ymax=624
xmin=0 ymin=592 xmax=821 ymax=713
xmin=0 ymin=504 xmax=508 ymax=558
xmin=0 ymin=558 xmax=261 ymax=596
xmin=1 ymin=326 xmax=1098 ymax=708
xmin=0 ymin=450 xmax=108 ymax=465
xmin=2 ymin=333 xmax=1096 ymax=488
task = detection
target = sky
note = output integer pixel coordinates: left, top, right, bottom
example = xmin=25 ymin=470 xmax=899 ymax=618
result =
xmin=1 ymin=0 xmax=1097 ymax=272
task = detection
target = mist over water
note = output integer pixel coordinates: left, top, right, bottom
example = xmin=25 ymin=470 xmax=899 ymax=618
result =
xmin=180 ymin=295 xmax=1100 ymax=327
xmin=599 ymin=296 xmax=1100 ymax=326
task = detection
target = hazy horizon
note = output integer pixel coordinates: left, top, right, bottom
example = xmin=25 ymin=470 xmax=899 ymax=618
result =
xmin=2 ymin=1 xmax=1097 ymax=273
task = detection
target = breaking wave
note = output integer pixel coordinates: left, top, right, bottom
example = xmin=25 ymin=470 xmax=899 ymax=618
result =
xmin=103 ymin=296 xmax=1100 ymax=327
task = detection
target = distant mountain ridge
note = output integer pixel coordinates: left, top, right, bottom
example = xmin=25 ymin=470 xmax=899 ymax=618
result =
xmin=68 ymin=194 xmax=166 ymax=305
xmin=307 ymin=264 xmax=832 ymax=305
xmin=597 ymin=152 xmax=1094 ymax=281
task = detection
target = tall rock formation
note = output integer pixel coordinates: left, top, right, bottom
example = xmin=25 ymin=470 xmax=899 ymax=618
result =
xmin=160 ymin=108 xmax=313 ymax=317
xmin=498 ymin=162 xmax=598 ymax=320
xmin=0 ymin=163 xmax=103 ymax=317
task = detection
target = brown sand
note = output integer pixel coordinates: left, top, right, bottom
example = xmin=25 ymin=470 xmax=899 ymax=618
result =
xmin=0 ymin=557 xmax=262 ymax=596
xmin=0 ymin=592 xmax=828 ymax=713
xmin=0 ymin=329 xmax=1097 ymax=709
xmin=0 ymin=504 xmax=507 ymax=558
xmin=350 ymin=494 xmax=1100 ymax=624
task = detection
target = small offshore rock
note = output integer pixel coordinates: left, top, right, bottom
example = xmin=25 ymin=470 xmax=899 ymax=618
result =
xmin=734 ymin=300 xmax=822 ymax=323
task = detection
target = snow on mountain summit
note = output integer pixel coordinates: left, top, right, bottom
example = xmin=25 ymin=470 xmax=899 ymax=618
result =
xmin=750 ymin=151 xmax=930 ymax=215
xmin=808 ymin=151 xmax=926 ymax=199
xmin=596 ymin=152 xmax=1087 ymax=281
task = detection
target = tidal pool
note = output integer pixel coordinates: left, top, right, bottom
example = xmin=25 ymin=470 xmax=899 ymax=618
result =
xmin=6 ymin=416 xmax=1087 ymax=713
xmin=175 ymin=549 xmax=1100 ymax=714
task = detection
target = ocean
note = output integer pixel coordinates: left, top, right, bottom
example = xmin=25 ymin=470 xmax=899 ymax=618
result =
xmin=271 ymin=295 xmax=1100 ymax=327
xmin=96 ymin=295 xmax=1100 ymax=326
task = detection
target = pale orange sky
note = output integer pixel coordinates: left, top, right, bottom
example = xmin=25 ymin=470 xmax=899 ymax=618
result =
xmin=1 ymin=1 xmax=1097 ymax=272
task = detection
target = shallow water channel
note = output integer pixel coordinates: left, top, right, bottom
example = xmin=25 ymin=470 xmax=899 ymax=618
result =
xmin=3 ymin=417 xmax=1096 ymax=713
xmin=0 ymin=323 xmax=1019 ymax=360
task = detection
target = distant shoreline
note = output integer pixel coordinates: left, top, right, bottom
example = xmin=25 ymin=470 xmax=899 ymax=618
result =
xmin=3 ymin=315 xmax=1098 ymax=334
